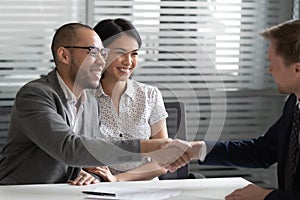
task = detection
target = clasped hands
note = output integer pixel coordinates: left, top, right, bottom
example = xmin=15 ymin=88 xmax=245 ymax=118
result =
xmin=69 ymin=138 xmax=203 ymax=185
xmin=141 ymin=138 xmax=203 ymax=172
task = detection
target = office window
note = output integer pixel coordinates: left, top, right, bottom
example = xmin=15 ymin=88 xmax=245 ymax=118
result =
xmin=0 ymin=0 xmax=85 ymax=106
xmin=90 ymin=0 xmax=294 ymax=141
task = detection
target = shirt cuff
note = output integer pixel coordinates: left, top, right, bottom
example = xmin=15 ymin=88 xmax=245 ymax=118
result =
xmin=198 ymin=141 xmax=207 ymax=162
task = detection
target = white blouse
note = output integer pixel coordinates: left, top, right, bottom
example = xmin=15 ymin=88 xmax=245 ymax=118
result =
xmin=95 ymin=79 xmax=168 ymax=174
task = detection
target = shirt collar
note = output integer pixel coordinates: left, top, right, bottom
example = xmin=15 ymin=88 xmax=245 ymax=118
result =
xmin=125 ymin=79 xmax=134 ymax=98
xmin=96 ymin=83 xmax=105 ymax=96
xmin=56 ymin=71 xmax=87 ymax=106
xmin=97 ymin=79 xmax=135 ymax=99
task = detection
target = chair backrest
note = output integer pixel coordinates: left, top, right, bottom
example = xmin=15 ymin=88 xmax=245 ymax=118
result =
xmin=159 ymin=101 xmax=190 ymax=180
xmin=0 ymin=106 xmax=12 ymax=159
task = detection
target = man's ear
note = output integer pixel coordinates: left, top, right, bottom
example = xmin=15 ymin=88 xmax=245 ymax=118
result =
xmin=57 ymin=47 xmax=70 ymax=64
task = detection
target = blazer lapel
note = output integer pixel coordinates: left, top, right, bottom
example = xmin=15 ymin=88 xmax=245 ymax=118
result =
xmin=278 ymin=94 xmax=297 ymax=188
xmin=44 ymin=69 xmax=72 ymax=126
xmin=63 ymin=107 xmax=72 ymax=126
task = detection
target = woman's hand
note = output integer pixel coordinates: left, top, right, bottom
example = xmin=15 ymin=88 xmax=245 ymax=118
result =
xmin=85 ymin=166 xmax=119 ymax=182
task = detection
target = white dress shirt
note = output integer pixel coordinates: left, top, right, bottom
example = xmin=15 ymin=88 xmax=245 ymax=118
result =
xmin=56 ymin=72 xmax=87 ymax=133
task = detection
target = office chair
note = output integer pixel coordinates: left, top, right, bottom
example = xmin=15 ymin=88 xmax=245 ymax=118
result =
xmin=0 ymin=106 xmax=12 ymax=159
xmin=159 ymin=101 xmax=195 ymax=180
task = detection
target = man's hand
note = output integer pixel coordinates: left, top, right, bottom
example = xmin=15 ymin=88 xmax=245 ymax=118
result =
xmin=85 ymin=166 xmax=118 ymax=182
xmin=225 ymin=184 xmax=272 ymax=200
xmin=187 ymin=141 xmax=205 ymax=160
xmin=68 ymin=170 xmax=99 ymax=186
xmin=141 ymin=139 xmax=192 ymax=172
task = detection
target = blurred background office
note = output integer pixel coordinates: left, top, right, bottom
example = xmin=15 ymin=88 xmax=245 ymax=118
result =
xmin=0 ymin=0 xmax=299 ymax=189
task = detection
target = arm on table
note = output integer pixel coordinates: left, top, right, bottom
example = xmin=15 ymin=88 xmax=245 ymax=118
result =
xmin=85 ymin=162 xmax=167 ymax=182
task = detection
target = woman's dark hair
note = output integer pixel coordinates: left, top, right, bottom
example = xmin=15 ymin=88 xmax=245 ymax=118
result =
xmin=93 ymin=18 xmax=142 ymax=48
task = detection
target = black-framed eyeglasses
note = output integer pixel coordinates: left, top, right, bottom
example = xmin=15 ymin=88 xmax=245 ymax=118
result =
xmin=64 ymin=46 xmax=110 ymax=60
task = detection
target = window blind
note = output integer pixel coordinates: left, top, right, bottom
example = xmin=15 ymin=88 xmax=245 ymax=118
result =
xmin=0 ymin=0 xmax=86 ymax=106
xmin=90 ymin=0 xmax=293 ymax=141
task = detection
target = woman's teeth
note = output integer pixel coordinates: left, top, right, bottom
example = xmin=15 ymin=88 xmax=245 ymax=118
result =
xmin=119 ymin=68 xmax=130 ymax=73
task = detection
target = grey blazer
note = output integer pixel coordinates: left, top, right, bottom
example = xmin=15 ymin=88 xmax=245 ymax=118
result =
xmin=0 ymin=69 xmax=141 ymax=184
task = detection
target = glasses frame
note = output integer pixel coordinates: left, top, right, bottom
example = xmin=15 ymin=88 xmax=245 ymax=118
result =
xmin=64 ymin=46 xmax=110 ymax=60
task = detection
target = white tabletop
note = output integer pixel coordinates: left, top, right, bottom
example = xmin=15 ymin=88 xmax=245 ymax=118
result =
xmin=0 ymin=177 xmax=251 ymax=200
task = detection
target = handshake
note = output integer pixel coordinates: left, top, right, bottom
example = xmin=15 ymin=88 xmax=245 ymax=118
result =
xmin=141 ymin=139 xmax=205 ymax=172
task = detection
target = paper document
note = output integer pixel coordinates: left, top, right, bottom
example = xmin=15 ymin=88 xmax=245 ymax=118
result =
xmin=84 ymin=188 xmax=180 ymax=200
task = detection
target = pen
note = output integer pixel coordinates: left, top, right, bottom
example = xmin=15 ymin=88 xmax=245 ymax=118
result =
xmin=82 ymin=191 xmax=116 ymax=197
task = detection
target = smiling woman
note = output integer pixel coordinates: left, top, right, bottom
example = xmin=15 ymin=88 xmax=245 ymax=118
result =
xmin=89 ymin=1 xmax=295 ymax=189
xmin=70 ymin=18 xmax=170 ymax=183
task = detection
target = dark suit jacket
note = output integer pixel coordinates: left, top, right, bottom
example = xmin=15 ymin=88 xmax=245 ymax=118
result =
xmin=0 ymin=69 xmax=141 ymax=185
xmin=201 ymin=94 xmax=300 ymax=200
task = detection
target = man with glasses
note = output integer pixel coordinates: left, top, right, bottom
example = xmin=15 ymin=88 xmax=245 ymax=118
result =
xmin=0 ymin=23 xmax=192 ymax=185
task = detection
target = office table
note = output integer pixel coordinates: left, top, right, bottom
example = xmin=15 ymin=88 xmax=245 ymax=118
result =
xmin=0 ymin=177 xmax=251 ymax=200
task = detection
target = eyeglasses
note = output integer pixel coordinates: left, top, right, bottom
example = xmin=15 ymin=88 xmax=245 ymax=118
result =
xmin=64 ymin=46 xmax=110 ymax=60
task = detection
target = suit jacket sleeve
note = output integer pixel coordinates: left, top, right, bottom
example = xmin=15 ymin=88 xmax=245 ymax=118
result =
xmin=265 ymin=189 xmax=300 ymax=200
xmin=16 ymin=81 xmax=142 ymax=167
